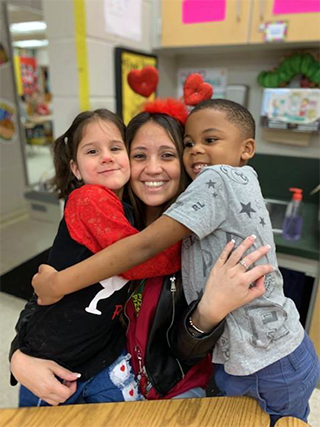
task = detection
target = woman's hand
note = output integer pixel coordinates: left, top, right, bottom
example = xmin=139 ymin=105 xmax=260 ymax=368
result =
xmin=11 ymin=350 xmax=80 ymax=406
xmin=192 ymin=235 xmax=273 ymax=332
xmin=32 ymin=264 xmax=63 ymax=305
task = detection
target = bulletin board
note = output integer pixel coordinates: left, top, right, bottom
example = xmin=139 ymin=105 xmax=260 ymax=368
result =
xmin=115 ymin=47 xmax=158 ymax=125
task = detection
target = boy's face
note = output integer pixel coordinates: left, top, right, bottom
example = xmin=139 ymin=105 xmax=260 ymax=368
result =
xmin=183 ymin=109 xmax=255 ymax=180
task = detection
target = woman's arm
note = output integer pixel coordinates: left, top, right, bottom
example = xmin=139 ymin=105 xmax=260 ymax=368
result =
xmin=33 ymin=215 xmax=189 ymax=304
xmin=170 ymin=236 xmax=273 ymax=364
xmin=11 ymin=351 xmax=80 ymax=406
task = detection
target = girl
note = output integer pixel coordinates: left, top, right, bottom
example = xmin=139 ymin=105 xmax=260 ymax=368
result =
xmin=13 ymin=108 xmax=183 ymax=406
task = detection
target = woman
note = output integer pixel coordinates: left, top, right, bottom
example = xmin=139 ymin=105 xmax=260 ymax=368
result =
xmin=10 ymin=106 xmax=271 ymax=405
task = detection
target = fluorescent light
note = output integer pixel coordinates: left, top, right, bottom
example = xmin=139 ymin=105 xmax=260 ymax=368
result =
xmin=13 ymin=39 xmax=49 ymax=48
xmin=10 ymin=21 xmax=47 ymax=34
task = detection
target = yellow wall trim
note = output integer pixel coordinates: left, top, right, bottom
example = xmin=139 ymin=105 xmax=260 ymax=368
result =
xmin=73 ymin=0 xmax=90 ymax=111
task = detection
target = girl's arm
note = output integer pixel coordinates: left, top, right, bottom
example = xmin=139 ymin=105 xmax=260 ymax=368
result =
xmin=66 ymin=185 xmax=182 ymax=279
xmin=33 ymin=214 xmax=189 ymax=304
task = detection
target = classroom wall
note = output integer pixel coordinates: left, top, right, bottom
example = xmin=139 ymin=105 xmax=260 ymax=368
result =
xmin=43 ymin=0 xmax=154 ymax=138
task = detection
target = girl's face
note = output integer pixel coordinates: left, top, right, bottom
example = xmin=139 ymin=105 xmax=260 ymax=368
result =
xmin=70 ymin=120 xmax=130 ymax=198
xmin=129 ymin=121 xmax=181 ymax=208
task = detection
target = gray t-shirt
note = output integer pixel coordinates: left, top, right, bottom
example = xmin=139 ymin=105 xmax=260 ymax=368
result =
xmin=165 ymin=165 xmax=304 ymax=375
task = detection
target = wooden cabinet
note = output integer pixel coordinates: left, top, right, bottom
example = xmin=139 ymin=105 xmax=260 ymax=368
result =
xmin=250 ymin=0 xmax=320 ymax=44
xmin=161 ymin=0 xmax=252 ymax=47
xmin=160 ymin=0 xmax=320 ymax=48
xmin=309 ymin=280 xmax=320 ymax=359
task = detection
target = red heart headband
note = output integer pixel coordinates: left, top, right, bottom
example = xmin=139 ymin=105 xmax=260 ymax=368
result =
xmin=183 ymin=74 xmax=213 ymax=106
xmin=127 ymin=66 xmax=159 ymax=98
xmin=127 ymin=67 xmax=213 ymax=123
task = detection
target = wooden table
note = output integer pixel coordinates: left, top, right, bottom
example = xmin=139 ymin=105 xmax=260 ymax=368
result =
xmin=274 ymin=417 xmax=310 ymax=427
xmin=0 ymin=396 xmax=270 ymax=427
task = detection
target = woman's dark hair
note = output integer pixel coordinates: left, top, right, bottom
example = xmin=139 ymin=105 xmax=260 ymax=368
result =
xmin=50 ymin=109 xmax=125 ymax=199
xmin=125 ymin=112 xmax=190 ymax=230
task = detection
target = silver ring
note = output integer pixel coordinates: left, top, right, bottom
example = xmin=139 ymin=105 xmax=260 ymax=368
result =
xmin=239 ymin=259 xmax=249 ymax=271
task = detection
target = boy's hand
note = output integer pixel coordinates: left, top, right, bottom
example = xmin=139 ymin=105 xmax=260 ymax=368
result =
xmin=192 ymin=235 xmax=273 ymax=332
xmin=32 ymin=264 xmax=63 ymax=305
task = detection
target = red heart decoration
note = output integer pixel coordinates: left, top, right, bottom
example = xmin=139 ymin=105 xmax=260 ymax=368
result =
xmin=120 ymin=364 xmax=125 ymax=372
xmin=183 ymin=74 xmax=213 ymax=106
xmin=129 ymin=389 xmax=134 ymax=396
xmin=127 ymin=66 xmax=159 ymax=98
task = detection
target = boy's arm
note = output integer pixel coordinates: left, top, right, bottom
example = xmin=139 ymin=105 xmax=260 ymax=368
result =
xmin=33 ymin=216 xmax=190 ymax=302
xmin=66 ymin=185 xmax=182 ymax=279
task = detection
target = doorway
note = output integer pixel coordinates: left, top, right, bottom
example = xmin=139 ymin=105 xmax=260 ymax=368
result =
xmin=7 ymin=3 xmax=54 ymax=187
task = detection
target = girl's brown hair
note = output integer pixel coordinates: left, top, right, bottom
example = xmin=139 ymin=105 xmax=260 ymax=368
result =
xmin=125 ymin=112 xmax=190 ymax=230
xmin=51 ymin=109 xmax=125 ymax=199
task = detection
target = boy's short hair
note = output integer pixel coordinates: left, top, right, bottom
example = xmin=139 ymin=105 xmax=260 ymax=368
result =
xmin=190 ymin=99 xmax=256 ymax=140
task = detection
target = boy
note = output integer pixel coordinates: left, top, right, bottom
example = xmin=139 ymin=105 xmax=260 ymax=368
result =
xmin=33 ymin=100 xmax=319 ymax=422
xmin=164 ymin=100 xmax=319 ymax=424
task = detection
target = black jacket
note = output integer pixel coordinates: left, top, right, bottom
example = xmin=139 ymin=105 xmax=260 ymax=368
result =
xmin=142 ymin=272 xmax=224 ymax=396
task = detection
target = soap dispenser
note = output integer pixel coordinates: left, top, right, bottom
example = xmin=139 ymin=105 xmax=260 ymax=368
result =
xmin=282 ymin=188 xmax=303 ymax=241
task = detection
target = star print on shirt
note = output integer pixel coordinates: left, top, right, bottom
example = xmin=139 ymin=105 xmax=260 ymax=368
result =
xmin=206 ymin=180 xmax=216 ymax=189
xmin=260 ymin=217 xmax=266 ymax=226
xmin=240 ymin=202 xmax=256 ymax=218
xmin=212 ymin=192 xmax=218 ymax=198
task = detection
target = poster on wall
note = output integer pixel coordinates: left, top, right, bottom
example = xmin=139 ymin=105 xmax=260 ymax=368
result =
xmin=20 ymin=56 xmax=39 ymax=96
xmin=115 ymin=47 xmax=158 ymax=124
xmin=262 ymin=89 xmax=320 ymax=125
xmin=177 ymin=68 xmax=228 ymax=100
xmin=0 ymin=100 xmax=16 ymax=143
xmin=104 ymin=0 xmax=142 ymax=41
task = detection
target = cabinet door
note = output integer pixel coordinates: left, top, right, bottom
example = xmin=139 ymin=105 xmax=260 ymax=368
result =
xmin=161 ymin=0 xmax=252 ymax=47
xmin=250 ymin=0 xmax=320 ymax=43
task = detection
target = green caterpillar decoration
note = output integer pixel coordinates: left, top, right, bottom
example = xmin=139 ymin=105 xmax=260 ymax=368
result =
xmin=258 ymin=53 xmax=320 ymax=88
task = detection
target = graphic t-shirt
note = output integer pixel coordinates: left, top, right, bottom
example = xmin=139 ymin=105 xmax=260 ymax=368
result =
xmin=165 ymin=165 xmax=304 ymax=375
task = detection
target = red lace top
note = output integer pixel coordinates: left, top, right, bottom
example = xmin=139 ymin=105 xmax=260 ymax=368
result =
xmin=64 ymin=185 xmax=181 ymax=279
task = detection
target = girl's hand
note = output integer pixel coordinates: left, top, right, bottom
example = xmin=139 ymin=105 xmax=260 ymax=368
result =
xmin=11 ymin=350 xmax=80 ymax=406
xmin=192 ymin=235 xmax=273 ymax=332
xmin=32 ymin=264 xmax=63 ymax=305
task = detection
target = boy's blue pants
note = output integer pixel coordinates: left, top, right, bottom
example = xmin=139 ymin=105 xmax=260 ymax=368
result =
xmin=214 ymin=332 xmax=320 ymax=425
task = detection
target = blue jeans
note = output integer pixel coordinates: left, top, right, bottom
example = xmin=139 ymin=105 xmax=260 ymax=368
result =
xmin=214 ymin=333 xmax=320 ymax=425
xmin=172 ymin=387 xmax=206 ymax=399
xmin=19 ymin=351 xmax=142 ymax=407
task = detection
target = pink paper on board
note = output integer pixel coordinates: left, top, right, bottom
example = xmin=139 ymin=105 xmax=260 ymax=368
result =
xmin=183 ymin=0 xmax=226 ymax=24
xmin=273 ymin=0 xmax=320 ymax=15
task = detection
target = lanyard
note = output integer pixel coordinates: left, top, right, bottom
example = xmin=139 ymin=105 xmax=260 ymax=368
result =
xmin=131 ymin=279 xmax=146 ymax=315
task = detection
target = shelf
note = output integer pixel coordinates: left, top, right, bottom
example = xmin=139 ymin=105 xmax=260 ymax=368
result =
xmin=153 ymin=41 xmax=320 ymax=57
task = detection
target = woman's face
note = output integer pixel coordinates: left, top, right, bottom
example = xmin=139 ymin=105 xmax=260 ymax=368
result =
xmin=129 ymin=121 xmax=181 ymax=208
